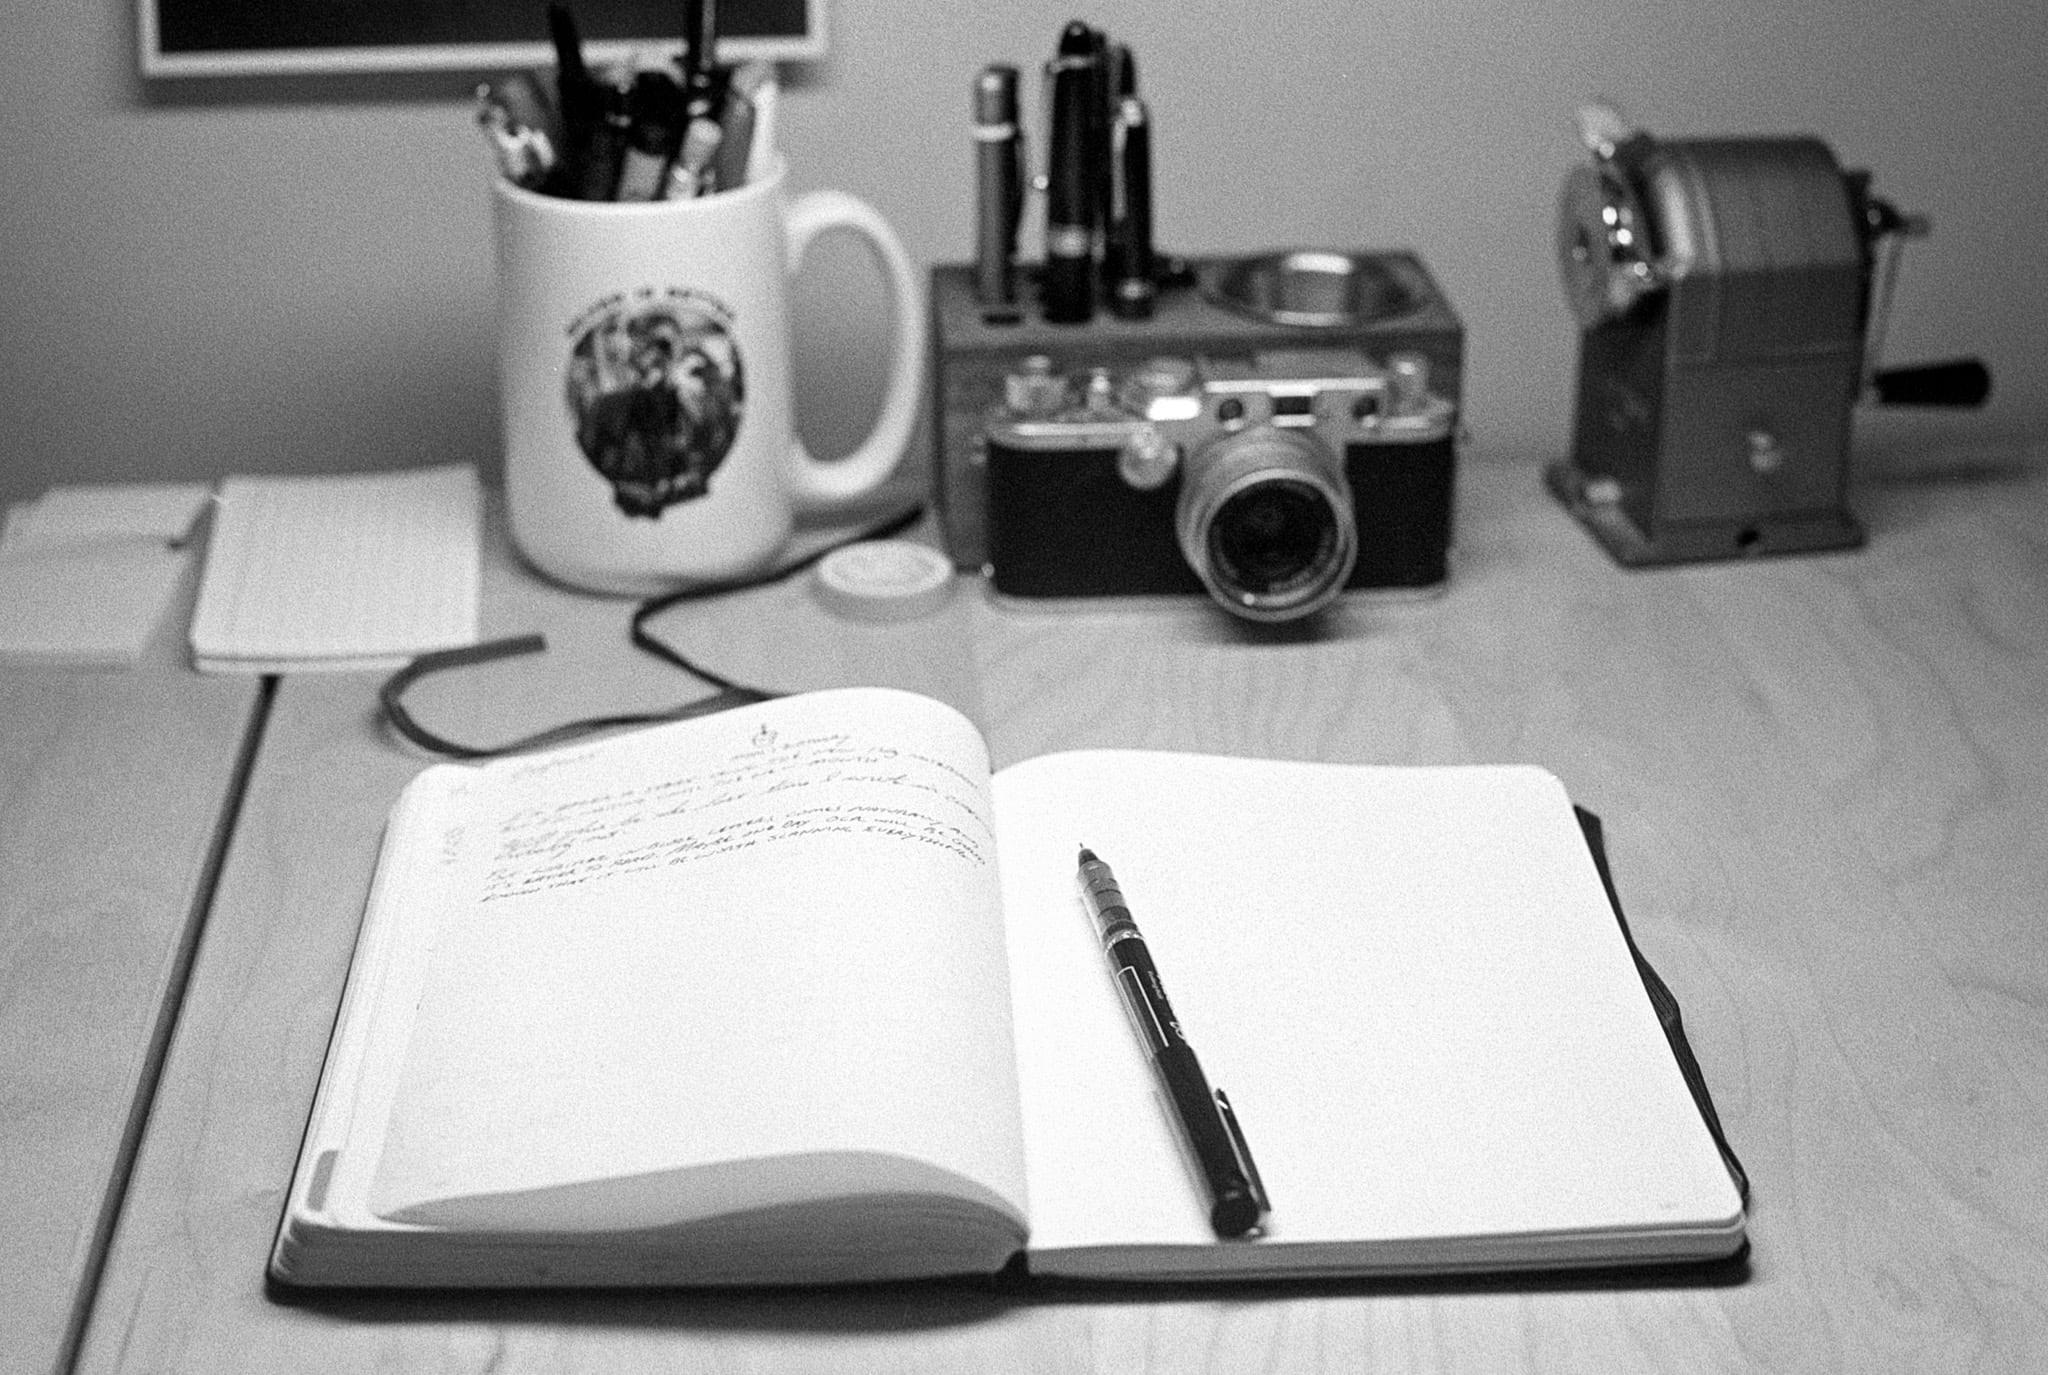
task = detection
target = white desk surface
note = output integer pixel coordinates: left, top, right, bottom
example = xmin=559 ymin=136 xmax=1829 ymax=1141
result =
xmin=0 ymin=557 xmax=262 ymax=1375
xmin=62 ymin=453 xmax=2048 ymax=1372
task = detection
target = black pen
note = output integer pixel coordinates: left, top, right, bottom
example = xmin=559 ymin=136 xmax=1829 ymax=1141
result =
xmin=680 ymin=0 xmax=721 ymax=123
xmin=546 ymin=3 xmax=597 ymax=198
xmin=1076 ymin=846 xmax=1269 ymax=1238
xmin=973 ymin=64 xmax=1025 ymax=323
xmin=1041 ymin=24 xmax=1098 ymax=324
xmin=1086 ymin=32 xmax=1117 ymax=265
xmin=1105 ymin=91 xmax=1155 ymax=318
xmin=578 ymin=66 xmax=635 ymax=201
xmin=614 ymin=70 xmax=684 ymax=201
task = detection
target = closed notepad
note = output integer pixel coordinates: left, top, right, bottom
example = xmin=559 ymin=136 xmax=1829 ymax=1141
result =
xmin=189 ymin=466 xmax=479 ymax=673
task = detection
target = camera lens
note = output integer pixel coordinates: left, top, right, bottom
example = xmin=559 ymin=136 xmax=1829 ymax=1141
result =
xmin=1211 ymin=480 xmax=1337 ymax=588
xmin=1175 ymin=428 xmax=1358 ymax=622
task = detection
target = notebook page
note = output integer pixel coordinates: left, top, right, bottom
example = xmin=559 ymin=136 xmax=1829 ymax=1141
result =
xmin=359 ymin=689 xmax=1029 ymax=1239
xmin=189 ymin=465 xmax=479 ymax=673
xmin=994 ymin=752 xmax=1743 ymax=1276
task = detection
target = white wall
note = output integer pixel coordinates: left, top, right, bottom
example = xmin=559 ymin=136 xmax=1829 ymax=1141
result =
xmin=3 ymin=1 xmax=2043 ymax=510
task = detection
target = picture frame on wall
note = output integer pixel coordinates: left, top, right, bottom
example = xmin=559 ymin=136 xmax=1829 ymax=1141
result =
xmin=140 ymin=0 xmax=825 ymax=78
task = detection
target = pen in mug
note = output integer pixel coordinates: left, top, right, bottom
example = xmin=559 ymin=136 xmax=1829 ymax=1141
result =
xmin=476 ymin=80 xmax=559 ymax=190
xmin=501 ymin=69 xmax=563 ymax=156
xmin=710 ymin=61 xmax=767 ymax=193
xmin=665 ymin=117 xmax=724 ymax=199
xmin=680 ymin=0 xmax=721 ymax=124
xmin=742 ymin=64 xmax=780 ymax=185
xmin=614 ymin=68 xmax=685 ymax=201
xmin=577 ymin=63 xmax=636 ymax=201
xmin=510 ymin=2 xmax=761 ymax=201
xmin=1075 ymin=846 xmax=1270 ymax=1239
xmin=547 ymin=3 xmax=600 ymax=197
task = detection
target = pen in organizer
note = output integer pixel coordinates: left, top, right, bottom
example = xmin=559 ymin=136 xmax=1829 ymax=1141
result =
xmin=1105 ymin=82 xmax=1155 ymax=319
xmin=973 ymin=64 xmax=1025 ymax=323
xmin=1075 ymin=846 xmax=1270 ymax=1238
xmin=1083 ymin=29 xmax=1115 ymax=265
xmin=1041 ymin=23 xmax=1099 ymax=324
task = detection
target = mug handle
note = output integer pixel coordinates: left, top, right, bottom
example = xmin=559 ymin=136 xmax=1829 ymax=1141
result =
xmin=781 ymin=190 xmax=928 ymax=509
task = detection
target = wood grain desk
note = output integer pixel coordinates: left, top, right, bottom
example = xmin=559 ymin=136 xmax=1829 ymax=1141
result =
xmin=71 ymin=452 xmax=2048 ymax=1372
xmin=0 ymin=561 xmax=264 ymax=1375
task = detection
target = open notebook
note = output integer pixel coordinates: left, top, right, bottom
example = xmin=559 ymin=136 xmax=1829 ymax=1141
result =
xmin=271 ymin=687 xmax=1746 ymax=1287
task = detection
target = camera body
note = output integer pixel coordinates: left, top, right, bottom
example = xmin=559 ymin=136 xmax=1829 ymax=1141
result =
xmin=983 ymin=347 xmax=1456 ymax=621
xmin=927 ymin=251 xmax=1464 ymax=581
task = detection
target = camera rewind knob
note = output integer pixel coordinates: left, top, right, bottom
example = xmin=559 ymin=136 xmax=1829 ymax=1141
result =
xmin=1081 ymin=369 xmax=1119 ymax=416
xmin=1004 ymin=355 xmax=1067 ymax=416
xmin=1389 ymin=353 xmax=1430 ymax=416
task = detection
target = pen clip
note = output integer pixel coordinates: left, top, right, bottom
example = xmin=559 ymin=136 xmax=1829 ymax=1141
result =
xmin=1213 ymin=1088 xmax=1270 ymax=1223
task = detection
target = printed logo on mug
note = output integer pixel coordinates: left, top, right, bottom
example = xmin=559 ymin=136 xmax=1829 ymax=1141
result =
xmin=497 ymin=158 xmax=925 ymax=594
xmin=563 ymin=286 xmax=744 ymax=519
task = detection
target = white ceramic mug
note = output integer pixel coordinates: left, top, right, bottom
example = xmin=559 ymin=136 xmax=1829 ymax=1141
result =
xmin=495 ymin=159 xmax=925 ymax=594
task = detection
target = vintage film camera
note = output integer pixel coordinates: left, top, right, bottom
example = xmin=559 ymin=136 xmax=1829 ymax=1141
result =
xmin=1549 ymin=102 xmax=1989 ymax=565
xmin=928 ymin=249 xmax=1465 ymax=620
xmin=981 ymin=347 xmax=1456 ymax=622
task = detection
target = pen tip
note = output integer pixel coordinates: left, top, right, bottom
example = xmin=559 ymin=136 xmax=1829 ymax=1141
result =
xmin=1077 ymin=845 xmax=1097 ymax=865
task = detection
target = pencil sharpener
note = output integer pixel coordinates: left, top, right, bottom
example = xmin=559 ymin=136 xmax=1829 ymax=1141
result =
xmin=1547 ymin=102 xmax=1989 ymax=566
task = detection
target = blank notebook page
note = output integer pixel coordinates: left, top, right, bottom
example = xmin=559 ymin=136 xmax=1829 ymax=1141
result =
xmin=190 ymin=465 xmax=480 ymax=673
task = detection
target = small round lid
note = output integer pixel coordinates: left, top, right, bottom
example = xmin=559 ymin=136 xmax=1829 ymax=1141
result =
xmin=814 ymin=540 xmax=956 ymax=621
